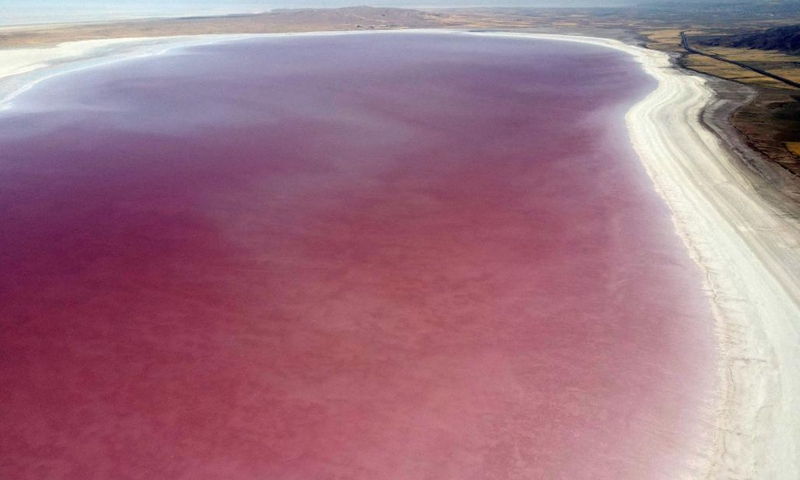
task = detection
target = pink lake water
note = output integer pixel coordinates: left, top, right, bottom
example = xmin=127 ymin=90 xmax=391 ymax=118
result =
xmin=0 ymin=33 xmax=716 ymax=479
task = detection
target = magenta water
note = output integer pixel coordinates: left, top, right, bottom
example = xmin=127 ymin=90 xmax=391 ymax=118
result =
xmin=0 ymin=33 xmax=715 ymax=479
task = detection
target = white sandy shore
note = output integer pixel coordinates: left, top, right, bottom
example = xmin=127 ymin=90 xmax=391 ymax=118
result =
xmin=0 ymin=34 xmax=264 ymax=111
xmin=621 ymin=38 xmax=800 ymax=480
xmin=568 ymin=34 xmax=800 ymax=479
xmin=0 ymin=38 xmax=176 ymax=109
xmin=1 ymin=29 xmax=799 ymax=479
xmin=516 ymin=32 xmax=800 ymax=479
xmin=479 ymin=32 xmax=800 ymax=479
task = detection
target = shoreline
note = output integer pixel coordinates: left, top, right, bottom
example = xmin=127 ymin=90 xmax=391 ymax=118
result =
xmin=622 ymin=40 xmax=800 ymax=478
xmin=2 ymin=30 xmax=798 ymax=478
xmin=0 ymin=35 xmax=263 ymax=111
xmin=485 ymin=31 xmax=800 ymax=476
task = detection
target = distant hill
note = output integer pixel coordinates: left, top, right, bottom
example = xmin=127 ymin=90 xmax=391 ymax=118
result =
xmin=700 ymin=25 xmax=800 ymax=54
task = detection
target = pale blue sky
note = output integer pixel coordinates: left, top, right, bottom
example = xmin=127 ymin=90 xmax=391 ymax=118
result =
xmin=1 ymin=0 xmax=656 ymax=26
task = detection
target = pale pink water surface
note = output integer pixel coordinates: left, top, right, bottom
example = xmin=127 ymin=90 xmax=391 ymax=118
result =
xmin=0 ymin=34 xmax=716 ymax=479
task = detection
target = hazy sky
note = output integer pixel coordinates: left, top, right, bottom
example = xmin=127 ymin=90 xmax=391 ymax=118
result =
xmin=1 ymin=0 xmax=660 ymax=25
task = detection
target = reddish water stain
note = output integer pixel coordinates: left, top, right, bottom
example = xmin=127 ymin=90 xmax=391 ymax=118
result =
xmin=0 ymin=34 xmax=715 ymax=479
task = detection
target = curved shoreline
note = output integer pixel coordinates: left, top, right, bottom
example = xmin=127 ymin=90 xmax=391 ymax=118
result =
xmin=486 ymin=31 xmax=800 ymax=477
xmin=0 ymin=35 xmax=260 ymax=111
xmin=1 ymin=30 xmax=798 ymax=478
xmin=621 ymin=39 xmax=800 ymax=479
xmin=477 ymin=32 xmax=800 ymax=478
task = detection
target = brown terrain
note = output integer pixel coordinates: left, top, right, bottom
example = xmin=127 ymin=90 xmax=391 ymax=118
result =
xmin=1 ymin=3 xmax=799 ymax=192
